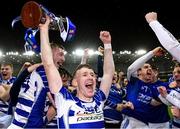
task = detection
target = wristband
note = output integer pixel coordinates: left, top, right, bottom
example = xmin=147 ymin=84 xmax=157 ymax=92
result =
xmin=104 ymin=43 xmax=112 ymax=49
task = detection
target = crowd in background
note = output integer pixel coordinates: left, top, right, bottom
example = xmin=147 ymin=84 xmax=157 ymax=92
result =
xmin=0 ymin=12 xmax=179 ymax=129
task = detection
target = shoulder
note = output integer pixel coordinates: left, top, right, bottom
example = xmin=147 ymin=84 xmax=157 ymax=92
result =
xmin=94 ymin=89 xmax=106 ymax=102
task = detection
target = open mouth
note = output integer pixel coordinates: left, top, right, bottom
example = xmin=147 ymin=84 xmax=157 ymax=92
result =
xmin=85 ymin=82 xmax=94 ymax=89
xmin=1 ymin=73 xmax=8 ymax=80
xmin=175 ymin=76 xmax=180 ymax=81
xmin=112 ymin=77 xmax=116 ymax=81
xmin=146 ymin=70 xmax=152 ymax=75
xmin=57 ymin=62 xmax=62 ymax=67
xmin=147 ymin=73 xmax=152 ymax=75
xmin=2 ymin=73 xmax=7 ymax=77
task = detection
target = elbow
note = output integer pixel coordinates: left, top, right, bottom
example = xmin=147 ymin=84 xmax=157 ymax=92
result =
xmin=127 ymin=66 xmax=133 ymax=74
xmin=50 ymin=89 xmax=58 ymax=94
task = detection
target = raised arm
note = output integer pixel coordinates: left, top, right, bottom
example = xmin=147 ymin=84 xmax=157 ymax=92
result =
xmin=99 ymin=31 xmax=115 ymax=97
xmin=17 ymin=62 xmax=32 ymax=76
xmin=80 ymin=48 xmax=89 ymax=64
xmin=127 ymin=47 xmax=164 ymax=80
xmin=10 ymin=63 xmax=42 ymax=106
xmin=145 ymin=12 xmax=180 ymax=62
xmin=39 ymin=16 xmax=62 ymax=94
xmin=127 ymin=51 xmax=153 ymax=80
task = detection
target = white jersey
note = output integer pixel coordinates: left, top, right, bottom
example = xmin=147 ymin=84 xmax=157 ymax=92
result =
xmin=164 ymin=86 xmax=180 ymax=127
xmin=165 ymin=87 xmax=180 ymax=109
xmin=44 ymin=94 xmax=58 ymax=128
xmin=8 ymin=66 xmax=49 ymax=129
xmin=55 ymin=87 xmax=106 ymax=129
xmin=149 ymin=20 xmax=180 ymax=62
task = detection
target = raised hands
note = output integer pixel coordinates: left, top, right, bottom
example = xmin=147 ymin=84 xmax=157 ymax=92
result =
xmin=152 ymin=47 xmax=165 ymax=57
xmin=39 ymin=15 xmax=51 ymax=30
xmin=145 ymin=12 xmax=157 ymax=23
xmin=99 ymin=31 xmax=111 ymax=44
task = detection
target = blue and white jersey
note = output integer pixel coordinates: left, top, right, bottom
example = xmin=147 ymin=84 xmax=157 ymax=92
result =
xmin=0 ymin=76 xmax=16 ymax=86
xmin=162 ymin=86 xmax=180 ymax=109
xmin=0 ymin=76 xmax=16 ymax=114
xmin=168 ymin=76 xmax=174 ymax=83
xmin=9 ymin=66 xmax=49 ymax=129
xmin=172 ymin=117 xmax=180 ymax=128
xmin=104 ymin=84 xmax=126 ymax=123
xmin=167 ymin=86 xmax=180 ymax=127
xmin=44 ymin=94 xmax=58 ymax=128
xmin=55 ymin=87 xmax=106 ymax=129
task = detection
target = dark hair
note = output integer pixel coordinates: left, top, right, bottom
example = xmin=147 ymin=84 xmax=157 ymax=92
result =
xmin=151 ymin=64 xmax=158 ymax=71
xmin=59 ymin=67 xmax=72 ymax=79
xmin=72 ymin=64 xmax=94 ymax=78
xmin=174 ymin=63 xmax=180 ymax=68
xmin=50 ymin=42 xmax=65 ymax=50
xmin=1 ymin=63 xmax=13 ymax=68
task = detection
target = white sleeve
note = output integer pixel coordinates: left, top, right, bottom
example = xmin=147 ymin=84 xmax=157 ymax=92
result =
xmin=158 ymin=94 xmax=172 ymax=106
xmin=149 ymin=20 xmax=180 ymax=62
xmin=166 ymin=92 xmax=180 ymax=109
xmin=127 ymin=51 xmax=154 ymax=81
xmin=80 ymin=54 xmax=88 ymax=64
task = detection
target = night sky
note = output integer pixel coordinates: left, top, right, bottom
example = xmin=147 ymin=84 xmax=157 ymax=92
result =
xmin=0 ymin=0 xmax=180 ymax=53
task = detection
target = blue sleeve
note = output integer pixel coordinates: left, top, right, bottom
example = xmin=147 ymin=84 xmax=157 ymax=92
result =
xmin=59 ymin=86 xmax=75 ymax=100
xmin=10 ymin=68 xmax=31 ymax=106
xmin=105 ymin=99 xmax=117 ymax=109
xmin=94 ymin=89 xmax=106 ymax=102
xmin=97 ymin=55 xmax=103 ymax=78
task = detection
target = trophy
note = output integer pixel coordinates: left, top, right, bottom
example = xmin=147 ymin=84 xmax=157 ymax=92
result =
xmin=12 ymin=1 xmax=76 ymax=54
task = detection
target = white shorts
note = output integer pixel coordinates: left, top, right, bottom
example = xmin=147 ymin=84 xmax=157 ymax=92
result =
xmin=120 ymin=115 xmax=149 ymax=129
xmin=148 ymin=122 xmax=170 ymax=129
xmin=7 ymin=123 xmax=24 ymax=129
xmin=0 ymin=113 xmax=13 ymax=128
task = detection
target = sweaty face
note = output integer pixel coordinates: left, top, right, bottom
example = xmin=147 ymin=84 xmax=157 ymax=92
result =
xmin=1 ymin=65 xmax=13 ymax=80
xmin=173 ymin=67 xmax=180 ymax=82
xmin=52 ymin=47 xmax=65 ymax=69
xmin=139 ymin=64 xmax=153 ymax=83
xmin=75 ymin=67 xmax=96 ymax=101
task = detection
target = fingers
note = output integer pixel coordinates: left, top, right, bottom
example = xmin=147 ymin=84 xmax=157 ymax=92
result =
xmin=123 ymin=101 xmax=134 ymax=110
xmin=99 ymin=31 xmax=111 ymax=44
xmin=27 ymin=63 xmax=42 ymax=72
xmin=158 ymin=86 xmax=166 ymax=92
xmin=145 ymin=12 xmax=157 ymax=23
xmin=126 ymin=101 xmax=134 ymax=110
xmin=158 ymin=86 xmax=167 ymax=97
xmin=39 ymin=15 xmax=51 ymax=28
xmin=153 ymin=47 xmax=165 ymax=56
